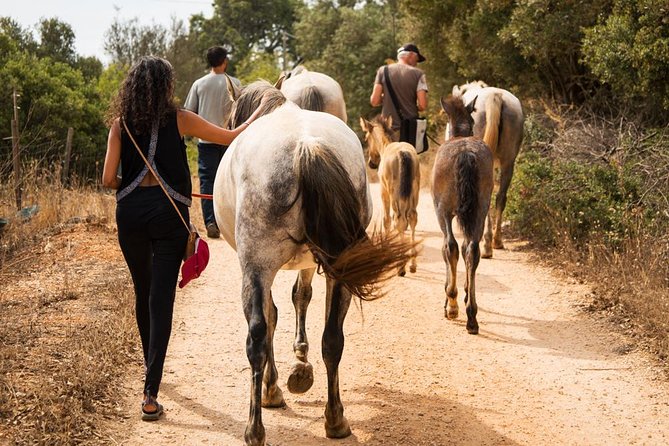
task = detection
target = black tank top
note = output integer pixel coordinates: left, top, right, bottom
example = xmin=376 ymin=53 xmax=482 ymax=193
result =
xmin=117 ymin=111 xmax=192 ymax=206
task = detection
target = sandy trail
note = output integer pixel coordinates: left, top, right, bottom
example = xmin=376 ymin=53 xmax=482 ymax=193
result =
xmin=117 ymin=185 xmax=669 ymax=445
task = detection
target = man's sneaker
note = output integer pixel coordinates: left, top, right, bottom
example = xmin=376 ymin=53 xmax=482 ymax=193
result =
xmin=206 ymin=222 xmax=220 ymax=239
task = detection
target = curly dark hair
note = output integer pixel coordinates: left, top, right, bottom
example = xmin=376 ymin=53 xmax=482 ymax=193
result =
xmin=107 ymin=56 xmax=177 ymax=134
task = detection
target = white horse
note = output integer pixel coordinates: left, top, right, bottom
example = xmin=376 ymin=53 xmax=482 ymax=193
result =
xmin=276 ymin=66 xmax=348 ymax=122
xmin=213 ymin=81 xmax=410 ymax=446
xmin=451 ymin=81 xmax=524 ymax=257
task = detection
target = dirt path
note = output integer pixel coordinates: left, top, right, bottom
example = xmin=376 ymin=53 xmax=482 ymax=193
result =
xmin=116 ymin=185 xmax=669 ymax=445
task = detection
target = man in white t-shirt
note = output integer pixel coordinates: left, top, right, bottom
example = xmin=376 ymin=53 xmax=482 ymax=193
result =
xmin=184 ymin=46 xmax=241 ymax=238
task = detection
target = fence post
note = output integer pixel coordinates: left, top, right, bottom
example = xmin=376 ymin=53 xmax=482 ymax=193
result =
xmin=11 ymin=118 xmax=21 ymax=210
xmin=63 ymin=127 xmax=74 ymax=186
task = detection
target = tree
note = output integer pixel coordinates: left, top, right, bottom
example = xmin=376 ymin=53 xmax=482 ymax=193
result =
xmin=75 ymin=56 xmax=104 ymax=82
xmin=582 ymin=0 xmax=669 ymax=117
xmin=103 ymin=17 xmax=169 ymax=66
xmin=235 ymin=51 xmax=282 ymax=85
xmin=193 ymin=0 xmax=301 ymax=65
xmin=0 ymin=52 xmax=106 ymax=176
xmin=36 ymin=18 xmax=76 ymax=65
xmin=0 ymin=17 xmax=36 ymax=59
xmin=294 ymin=1 xmax=397 ymax=129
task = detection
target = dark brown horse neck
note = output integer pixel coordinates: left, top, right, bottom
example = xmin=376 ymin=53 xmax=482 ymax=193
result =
xmin=443 ymin=95 xmax=474 ymax=140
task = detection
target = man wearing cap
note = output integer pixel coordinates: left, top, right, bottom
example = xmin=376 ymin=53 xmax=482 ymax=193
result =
xmin=184 ymin=46 xmax=241 ymax=239
xmin=370 ymin=43 xmax=428 ymax=140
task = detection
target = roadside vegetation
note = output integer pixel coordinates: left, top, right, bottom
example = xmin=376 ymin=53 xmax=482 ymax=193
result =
xmin=0 ymin=0 xmax=667 ymax=443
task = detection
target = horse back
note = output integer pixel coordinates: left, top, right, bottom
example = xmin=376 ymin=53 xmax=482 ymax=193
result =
xmin=431 ymin=138 xmax=493 ymax=220
xmin=281 ymin=71 xmax=348 ymax=122
xmin=466 ymin=87 xmax=524 ymax=164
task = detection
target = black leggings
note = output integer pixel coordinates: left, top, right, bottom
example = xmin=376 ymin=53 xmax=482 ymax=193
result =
xmin=116 ymin=186 xmax=189 ymax=398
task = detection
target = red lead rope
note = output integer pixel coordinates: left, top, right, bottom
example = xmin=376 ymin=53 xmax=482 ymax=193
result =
xmin=192 ymin=193 xmax=214 ymax=200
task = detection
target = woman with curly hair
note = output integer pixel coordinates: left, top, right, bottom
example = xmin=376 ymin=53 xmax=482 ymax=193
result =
xmin=102 ymin=56 xmax=264 ymax=421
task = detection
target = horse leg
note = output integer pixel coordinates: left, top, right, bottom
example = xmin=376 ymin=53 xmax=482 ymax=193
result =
xmin=493 ymin=163 xmax=515 ymax=249
xmin=381 ymin=183 xmax=391 ymax=233
xmin=287 ymin=267 xmax=316 ymax=394
xmin=322 ymin=279 xmax=352 ymax=439
xmin=463 ymin=239 xmax=481 ymax=334
xmin=408 ymin=208 xmax=418 ymax=273
xmin=261 ymin=291 xmax=284 ymax=407
xmin=442 ymin=218 xmax=459 ymax=320
xmin=395 ymin=206 xmax=409 ymax=277
xmin=482 ymin=210 xmax=493 ymax=258
xmin=242 ymin=269 xmax=272 ymax=446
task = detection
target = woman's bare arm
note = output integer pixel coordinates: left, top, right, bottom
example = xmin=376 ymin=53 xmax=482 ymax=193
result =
xmin=102 ymin=119 xmax=122 ymax=189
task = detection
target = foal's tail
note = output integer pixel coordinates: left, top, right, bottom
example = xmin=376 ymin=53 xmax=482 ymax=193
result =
xmin=483 ymin=92 xmax=503 ymax=153
xmin=455 ymin=151 xmax=480 ymax=241
xmin=295 ymin=139 xmax=412 ymax=300
xmin=297 ymin=86 xmax=324 ymax=112
xmin=399 ymin=150 xmax=414 ymax=199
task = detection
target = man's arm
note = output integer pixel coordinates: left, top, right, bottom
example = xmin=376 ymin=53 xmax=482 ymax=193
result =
xmin=416 ymin=73 xmax=428 ymax=112
xmin=370 ymin=83 xmax=383 ymax=107
xmin=417 ymin=89 xmax=428 ymax=112
xmin=183 ymin=83 xmax=199 ymax=113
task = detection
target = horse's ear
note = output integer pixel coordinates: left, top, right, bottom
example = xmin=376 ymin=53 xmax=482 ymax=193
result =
xmin=466 ymin=95 xmax=478 ymax=115
xmin=224 ymin=73 xmax=239 ymax=102
xmin=359 ymin=117 xmax=370 ymax=132
xmin=440 ymin=96 xmax=452 ymax=115
xmin=273 ymin=73 xmax=286 ymax=90
xmin=384 ymin=114 xmax=393 ymax=128
xmin=452 ymin=85 xmax=461 ymax=97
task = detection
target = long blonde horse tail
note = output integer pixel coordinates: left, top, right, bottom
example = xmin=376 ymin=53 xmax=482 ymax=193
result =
xmin=294 ymin=139 xmax=413 ymax=300
xmin=483 ymin=92 xmax=503 ymax=153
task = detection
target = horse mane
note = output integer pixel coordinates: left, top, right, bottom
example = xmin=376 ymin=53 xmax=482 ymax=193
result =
xmin=229 ymin=80 xmax=287 ymax=128
xmin=372 ymin=114 xmax=394 ymax=140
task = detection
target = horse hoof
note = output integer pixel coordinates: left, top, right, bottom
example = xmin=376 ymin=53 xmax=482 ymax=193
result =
xmin=409 ymin=265 xmax=417 ymax=273
xmin=244 ymin=426 xmax=266 ymax=446
xmin=466 ymin=321 xmax=479 ymax=335
xmin=398 ymin=269 xmax=406 ymax=277
xmin=445 ymin=306 xmax=459 ymax=320
xmin=262 ymin=385 xmax=285 ymax=408
xmin=287 ymin=361 xmax=314 ymax=394
xmin=325 ymin=416 xmax=351 ymax=439
xmin=493 ymin=240 xmax=505 ymax=250
xmin=481 ymin=249 xmax=493 ymax=259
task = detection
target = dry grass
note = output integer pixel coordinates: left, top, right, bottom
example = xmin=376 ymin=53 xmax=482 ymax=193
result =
xmin=0 ymin=165 xmax=138 ymax=444
xmin=511 ymin=101 xmax=669 ymax=370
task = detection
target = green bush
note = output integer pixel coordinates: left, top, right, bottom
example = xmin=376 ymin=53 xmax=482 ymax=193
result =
xmin=507 ymin=149 xmax=641 ymax=249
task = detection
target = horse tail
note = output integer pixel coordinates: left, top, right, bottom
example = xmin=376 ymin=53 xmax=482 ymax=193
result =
xmin=297 ymin=86 xmax=324 ymax=112
xmin=295 ymin=139 xmax=412 ymax=300
xmin=455 ymin=151 xmax=480 ymax=241
xmin=399 ymin=150 xmax=414 ymax=199
xmin=483 ymin=92 xmax=503 ymax=153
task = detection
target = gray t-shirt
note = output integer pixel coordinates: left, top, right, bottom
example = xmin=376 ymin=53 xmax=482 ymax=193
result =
xmin=374 ymin=63 xmax=428 ymax=131
xmin=184 ymin=72 xmax=242 ymax=144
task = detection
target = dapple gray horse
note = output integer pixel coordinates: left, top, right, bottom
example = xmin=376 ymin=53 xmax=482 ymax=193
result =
xmin=452 ymin=81 xmax=524 ymax=258
xmin=213 ymin=81 xmax=410 ymax=446
xmin=276 ymin=66 xmax=348 ymax=122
